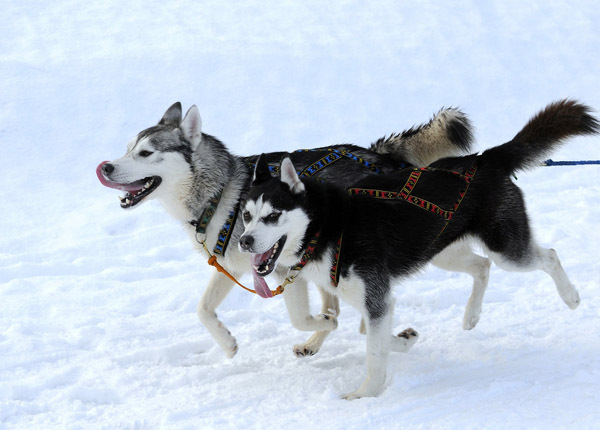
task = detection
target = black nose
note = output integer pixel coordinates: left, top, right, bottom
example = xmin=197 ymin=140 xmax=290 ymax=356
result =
xmin=239 ymin=235 xmax=254 ymax=251
xmin=102 ymin=163 xmax=114 ymax=175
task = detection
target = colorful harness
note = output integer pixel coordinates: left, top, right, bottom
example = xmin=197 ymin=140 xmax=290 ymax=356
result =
xmin=305 ymin=164 xmax=478 ymax=288
xmin=347 ymin=164 xmax=478 ymax=242
xmin=291 ymin=231 xmax=343 ymax=287
xmin=192 ymin=148 xmax=384 ymax=257
xmin=294 ymin=148 xmax=388 ymax=175
xmin=192 ymin=161 xmax=477 ymax=294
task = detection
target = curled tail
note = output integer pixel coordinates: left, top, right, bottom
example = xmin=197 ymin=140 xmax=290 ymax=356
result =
xmin=370 ymin=107 xmax=474 ymax=166
xmin=482 ymin=99 xmax=599 ymax=174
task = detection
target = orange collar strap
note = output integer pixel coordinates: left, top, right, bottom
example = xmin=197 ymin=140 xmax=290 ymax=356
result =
xmin=198 ymin=238 xmax=288 ymax=297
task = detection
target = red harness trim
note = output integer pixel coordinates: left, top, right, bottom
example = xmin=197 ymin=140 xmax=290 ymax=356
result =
xmin=291 ymin=231 xmax=321 ymax=271
xmin=295 ymin=164 xmax=478 ymax=289
xmin=329 ymin=234 xmax=343 ymax=286
xmin=347 ymin=164 xmax=478 ymax=241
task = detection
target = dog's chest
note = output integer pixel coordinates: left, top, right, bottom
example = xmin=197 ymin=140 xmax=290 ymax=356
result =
xmin=299 ymin=253 xmax=366 ymax=307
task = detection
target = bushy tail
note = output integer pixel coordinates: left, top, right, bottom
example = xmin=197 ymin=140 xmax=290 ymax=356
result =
xmin=370 ymin=107 xmax=474 ymax=166
xmin=482 ymin=99 xmax=599 ymax=174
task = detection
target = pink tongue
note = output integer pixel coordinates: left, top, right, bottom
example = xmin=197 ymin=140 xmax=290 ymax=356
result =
xmin=252 ymin=270 xmax=273 ymax=298
xmin=96 ymin=161 xmax=142 ymax=192
xmin=251 ymin=252 xmax=274 ymax=298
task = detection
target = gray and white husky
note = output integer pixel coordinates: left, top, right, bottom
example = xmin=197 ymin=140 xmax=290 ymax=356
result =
xmin=239 ymin=100 xmax=595 ymax=399
xmin=98 ymin=102 xmax=491 ymax=358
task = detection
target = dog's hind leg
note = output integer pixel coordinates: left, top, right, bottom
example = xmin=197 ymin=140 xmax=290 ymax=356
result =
xmin=197 ymin=271 xmax=238 ymax=358
xmin=356 ymin=242 xmax=492 ymax=333
xmin=538 ymin=247 xmax=580 ymax=309
xmin=431 ymin=240 xmax=492 ymax=330
xmin=488 ymin=244 xmax=580 ymax=310
xmin=284 ymin=282 xmax=339 ymax=357
xmin=479 ymin=181 xmax=580 ymax=311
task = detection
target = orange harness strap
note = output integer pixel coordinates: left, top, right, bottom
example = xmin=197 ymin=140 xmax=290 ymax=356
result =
xmin=206 ymin=255 xmax=285 ymax=296
xmin=198 ymin=239 xmax=287 ymax=297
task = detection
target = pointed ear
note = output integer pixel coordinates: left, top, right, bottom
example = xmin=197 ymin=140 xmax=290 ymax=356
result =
xmin=181 ymin=105 xmax=202 ymax=149
xmin=159 ymin=102 xmax=182 ymax=126
xmin=252 ymin=153 xmax=272 ymax=185
xmin=280 ymin=155 xmax=305 ymax=195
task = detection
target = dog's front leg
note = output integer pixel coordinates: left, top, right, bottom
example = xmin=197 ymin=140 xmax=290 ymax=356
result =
xmin=281 ymin=280 xmax=338 ymax=357
xmin=197 ymin=271 xmax=238 ymax=358
xmin=293 ymin=287 xmax=340 ymax=357
xmin=343 ymin=311 xmax=393 ymax=400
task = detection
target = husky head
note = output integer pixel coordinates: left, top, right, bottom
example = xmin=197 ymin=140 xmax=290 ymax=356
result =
xmin=239 ymin=155 xmax=311 ymax=298
xmin=97 ymin=102 xmax=203 ymax=210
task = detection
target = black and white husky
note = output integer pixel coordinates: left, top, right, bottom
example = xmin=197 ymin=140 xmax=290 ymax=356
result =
xmin=97 ymin=103 xmax=486 ymax=358
xmin=239 ymin=100 xmax=597 ymax=399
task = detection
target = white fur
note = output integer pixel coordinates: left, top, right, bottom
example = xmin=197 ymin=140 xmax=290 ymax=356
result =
xmin=108 ymin=137 xmax=193 ymax=217
xmin=484 ymin=243 xmax=580 ymax=309
xmin=240 ymin=196 xmax=311 ymax=265
xmin=431 ymin=239 xmax=492 ymax=330
xmin=280 ymin=157 xmax=305 ymax=194
xmin=288 ymin=285 xmax=340 ymax=356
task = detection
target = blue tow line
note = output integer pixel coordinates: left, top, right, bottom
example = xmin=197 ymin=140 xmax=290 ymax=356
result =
xmin=542 ymin=159 xmax=600 ymax=166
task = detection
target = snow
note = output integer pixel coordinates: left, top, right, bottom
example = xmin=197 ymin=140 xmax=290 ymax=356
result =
xmin=1 ymin=1 xmax=600 ymax=428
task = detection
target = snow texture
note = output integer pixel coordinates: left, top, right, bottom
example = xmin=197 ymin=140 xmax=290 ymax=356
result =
xmin=1 ymin=1 xmax=599 ymax=429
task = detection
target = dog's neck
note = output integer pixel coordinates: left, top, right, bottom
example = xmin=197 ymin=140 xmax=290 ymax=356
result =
xmin=160 ymin=157 xmax=250 ymax=231
xmin=155 ymin=179 xmax=197 ymax=224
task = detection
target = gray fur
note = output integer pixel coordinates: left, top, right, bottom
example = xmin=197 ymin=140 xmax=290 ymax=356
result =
xmin=370 ymin=108 xmax=473 ymax=166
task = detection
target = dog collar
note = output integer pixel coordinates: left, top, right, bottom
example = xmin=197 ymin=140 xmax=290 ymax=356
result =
xmin=291 ymin=231 xmax=321 ymax=270
xmin=190 ymin=192 xmax=222 ymax=235
xmin=190 ymin=191 xmax=241 ymax=257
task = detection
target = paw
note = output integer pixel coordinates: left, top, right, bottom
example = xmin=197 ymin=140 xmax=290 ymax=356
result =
xmin=223 ymin=337 xmax=238 ymax=358
xmin=342 ymin=391 xmax=362 ymax=401
xmin=292 ymin=331 xmax=330 ymax=358
xmin=563 ymin=285 xmax=580 ymax=310
xmin=397 ymin=327 xmax=418 ymax=339
xmin=317 ymin=313 xmax=338 ymax=330
xmin=293 ymin=344 xmax=318 ymax=357
xmin=391 ymin=328 xmax=419 ymax=353
xmin=341 ymin=386 xmax=381 ymax=400
xmin=462 ymin=312 xmax=480 ymax=330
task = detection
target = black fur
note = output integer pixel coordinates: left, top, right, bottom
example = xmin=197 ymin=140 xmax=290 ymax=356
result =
xmin=483 ymin=99 xmax=599 ymax=173
xmin=248 ymin=100 xmax=598 ymax=321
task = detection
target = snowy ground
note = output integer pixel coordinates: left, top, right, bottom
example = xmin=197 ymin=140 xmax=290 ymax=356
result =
xmin=1 ymin=1 xmax=600 ymax=429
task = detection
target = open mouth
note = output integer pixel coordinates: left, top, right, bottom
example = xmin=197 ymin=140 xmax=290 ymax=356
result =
xmin=251 ymin=235 xmax=287 ymax=298
xmin=96 ymin=161 xmax=162 ymax=209
xmin=116 ymin=176 xmax=162 ymax=208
